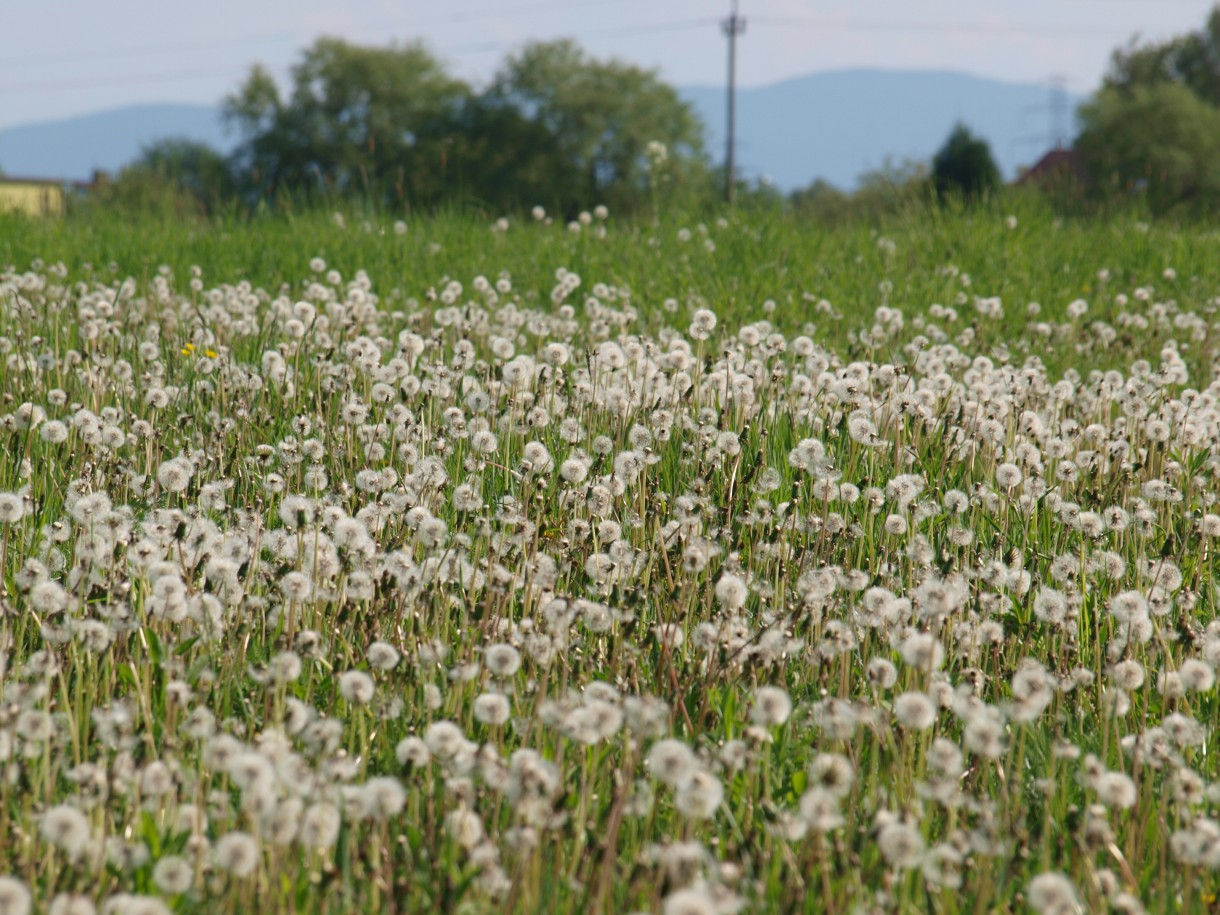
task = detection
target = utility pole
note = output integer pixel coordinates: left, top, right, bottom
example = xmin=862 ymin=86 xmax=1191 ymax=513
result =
xmin=722 ymin=0 xmax=746 ymax=205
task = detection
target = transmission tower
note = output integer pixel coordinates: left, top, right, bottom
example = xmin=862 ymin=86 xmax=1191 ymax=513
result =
xmin=1048 ymin=74 xmax=1069 ymax=149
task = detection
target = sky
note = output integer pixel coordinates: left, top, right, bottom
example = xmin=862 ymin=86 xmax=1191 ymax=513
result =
xmin=1 ymin=0 xmax=1216 ymax=131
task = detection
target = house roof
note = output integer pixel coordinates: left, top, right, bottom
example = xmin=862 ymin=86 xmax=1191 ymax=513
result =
xmin=1016 ymin=148 xmax=1085 ymax=185
xmin=0 ymin=173 xmax=103 ymax=190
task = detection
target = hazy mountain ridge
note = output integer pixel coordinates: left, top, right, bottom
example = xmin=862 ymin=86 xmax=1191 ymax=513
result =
xmin=680 ymin=68 xmax=1081 ymax=190
xmin=0 ymin=70 xmax=1080 ymax=191
xmin=0 ymin=104 xmax=232 ymax=183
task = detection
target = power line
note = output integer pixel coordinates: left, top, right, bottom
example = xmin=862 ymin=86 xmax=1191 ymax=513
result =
xmin=0 ymin=19 xmax=718 ymax=95
xmin=0 ymin=65 xmax=290 ymax=96
xmin=750 ymin=15 xmax=1135 ymax=38
xmin=447 ymin=18 xmax=717 ymax=55
xmin=0 ymin=35 xmax=300 ymax=70
xmin=0 ymin=0 xmax=660 ymax=70
xmin=1 ymin=7 xmax=1185 ymax=99
xmin=1058 ymin=0 xmax=1211 ymax=4
xmin=1 ymin=7 xmax=1171 ymax=80
xmin=5 ymin=0 xmax=1202 ymax=74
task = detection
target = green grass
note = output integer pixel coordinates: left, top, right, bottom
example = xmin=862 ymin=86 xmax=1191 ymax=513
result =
xmin=3 ymin=195 xmax=1218 ymax=377
xmin=0 ymin=198 xmax=1217 ymax=914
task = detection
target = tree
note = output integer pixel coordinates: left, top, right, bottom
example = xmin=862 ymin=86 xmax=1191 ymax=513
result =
xmin=127 ymin=139 xmax=236 ymax=214
xmin=223 ymin=38 xmax=471 ymax=208
xmin=931 ymin=124 xmax=999 ymax=202
xmin=1075 ymin=4 xmax=1220 ymax=215
xmin=79 ymin=139 xmax=234 ymax=218
xmin=1107 ymin=6 xmax=1220 ymax=106
xmin=221 ymin=37 xmax=707 ymax=214
xmin=1075 ymin=82 xmax=1220 ymax=215
xmin=445 ymin=97 xmax=560 ymax=212
xmin=470 ymin=40 xmax=707 ymax=215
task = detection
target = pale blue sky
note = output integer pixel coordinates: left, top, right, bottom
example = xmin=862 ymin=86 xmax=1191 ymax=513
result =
xmin=1 ymin=0 xmax=1214 ymax=130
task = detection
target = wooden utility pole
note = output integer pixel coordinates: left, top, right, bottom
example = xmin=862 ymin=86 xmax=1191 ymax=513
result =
xmin=722 ymin=0 xmax=746 ymax=205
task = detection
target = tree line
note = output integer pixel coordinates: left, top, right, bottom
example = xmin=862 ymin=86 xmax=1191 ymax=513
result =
xmin=792 ymin=2 xmax=1220 ymax=224
xmin=96 ymin=38 xmax=709 ymax=219
xmin=1073 ymin=5 xmax=1220 ymax=216
xmin=89 ymin=4 xmax=1220 ymax=221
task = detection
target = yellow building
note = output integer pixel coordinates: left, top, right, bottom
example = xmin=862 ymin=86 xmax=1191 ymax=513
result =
xmin=0 ymin=178 xmax=68 ymax=217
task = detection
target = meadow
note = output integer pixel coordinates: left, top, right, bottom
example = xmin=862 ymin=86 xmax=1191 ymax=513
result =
xmin=0 ymin=198 xmax=1218 ymax=913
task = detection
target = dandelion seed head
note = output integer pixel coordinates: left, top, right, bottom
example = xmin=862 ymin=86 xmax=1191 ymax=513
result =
xmin=473 ymin=692 xmax=511 ymax=726
xmin=1027 ymin=872 xmax=1080 ymax=915
xmin=151 ymin=855 xmax=193 ymax=895
xmin=877 ymin=819 xmax=925 ymax=869
xmin=213 ymin=831 xmax=260 ymax=877
xmin=893 ymin=692 xmax=937 ymax=730
xmin=46 ymin=894 xmax=94 ymax=915
xmin=900 ymin=631 xmax=944 ymax=670
xmin=0 ymin=493 xmax=24 ymax=524
xmin=337 ymin=670 xmax=375 ymax=704
xmin=647 ymin=739 xmax=697 ymax=787
xmin=41 ymin=804 xmax=91 ymax=860
xmin=714 ymin=573 xmax=749 ymax=610
xmin=750 ymin=686 xmax=792 ymax=726
xmin=484 ymin=643 xmax=521 ymax=678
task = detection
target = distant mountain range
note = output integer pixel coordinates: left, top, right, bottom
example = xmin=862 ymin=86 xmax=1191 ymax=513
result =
xmin=681 ymin=69 xmax=1082 ymax=190
xmin=0 ymin=104 xmax=232 ymax=184
xmin=0 ymin=69 xmax=1082 ymax=192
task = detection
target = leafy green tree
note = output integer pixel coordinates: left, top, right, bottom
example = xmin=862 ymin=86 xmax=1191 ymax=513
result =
xmin=127 ymin=139 xmax=236 ymax=214
xmin=223 ymin=38 xmax=471 ymax=209
xmin=931 ymin=124 xmax=999 ymax=202
xmin=1076 ymin=82 xmax=1220 ymax=215
xmin=78 ymin=138 xmax=235 ymax=219
xmin=445 ymin=99 xmax=559 ymax=212
xmin=1106 ymin=6 xmax=1220 ymax=105
xmin=222 ymin=37 xmax=707 ymax=214
xmin=469 ymin=40 xmax=707 ymax=215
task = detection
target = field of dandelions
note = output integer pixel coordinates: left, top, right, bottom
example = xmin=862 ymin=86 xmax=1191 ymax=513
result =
xmin=1 ymin=201 xmax=1220 ymax=915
